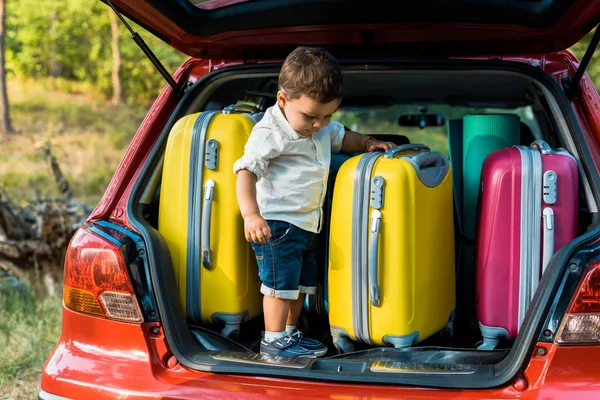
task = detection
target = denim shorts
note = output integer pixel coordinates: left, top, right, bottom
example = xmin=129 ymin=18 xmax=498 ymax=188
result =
xmin=250 ymin=220 xmax=318 ymax=300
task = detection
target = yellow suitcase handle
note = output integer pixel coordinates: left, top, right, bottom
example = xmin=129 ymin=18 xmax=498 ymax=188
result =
xmin=384 ymin=143 xmax=430 ymax=159
xmin=369 ymin=209 xmax=382 ymax=307
xmin=223 ymin=103 xmax=262 ymax=114
xmin=202 ymin=179 xmax=216 ymax=269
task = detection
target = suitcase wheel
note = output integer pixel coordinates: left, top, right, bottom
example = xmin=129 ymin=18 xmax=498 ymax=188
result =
xmin=333 ymin=336 xmax=355 ymax=354
xmin=476 ymin=337 xmax=499 ymax=351
xmin=221 ymin=324 xmax=240 ymax=339
xmin=441 ymin=320 xmax=454 ymax=339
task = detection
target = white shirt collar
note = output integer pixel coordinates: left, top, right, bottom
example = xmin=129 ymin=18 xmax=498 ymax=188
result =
xmin=272 ymin=104 xmax=302 ymax=140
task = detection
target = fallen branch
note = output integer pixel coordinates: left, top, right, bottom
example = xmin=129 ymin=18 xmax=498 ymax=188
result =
xmin=0 ymin=141 xmax=91 ymax=295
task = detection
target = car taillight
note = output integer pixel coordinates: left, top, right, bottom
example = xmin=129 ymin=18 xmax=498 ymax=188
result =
xmin=63 ymin=225 xmax=143 ymax=323
xmin=556 ymin=261 xmax=600 ymax=344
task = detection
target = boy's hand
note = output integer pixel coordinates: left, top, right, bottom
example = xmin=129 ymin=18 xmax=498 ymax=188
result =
xmin=365 ymin=137 xmax=396 ymax=152
xmin=244 ymin=213 xmax=272 ymax=244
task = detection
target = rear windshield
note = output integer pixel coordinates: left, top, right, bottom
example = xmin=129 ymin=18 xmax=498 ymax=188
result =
xmin=333 ymin=105 xmax=540 ymax=156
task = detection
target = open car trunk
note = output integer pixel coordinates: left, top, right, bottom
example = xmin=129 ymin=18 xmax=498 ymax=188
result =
xmin=126 ymin=58 xmax=598 ymax=388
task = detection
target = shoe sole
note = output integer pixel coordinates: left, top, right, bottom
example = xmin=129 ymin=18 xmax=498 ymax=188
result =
xmin=260 ymin=350 xmax=317 ymax=358
xmin=259 ymin=343 xmax=317 ymax=358
xmin=311 ymin=348 xmax=328 ymax=357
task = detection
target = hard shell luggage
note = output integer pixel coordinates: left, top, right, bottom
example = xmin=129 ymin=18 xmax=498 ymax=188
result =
xmin=304 ymin=137 xmax=412 ymax=317
xmin=328 ymin=144 xmax=456 ymax=352
xmin=475 ymin=140 xmax=578 ymax=350
xmin=158 ymin=104 xmax=263 ymax=338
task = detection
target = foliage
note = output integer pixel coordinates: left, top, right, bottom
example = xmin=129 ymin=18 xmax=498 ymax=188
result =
xmin=569 ymin=28 xmax=600 ymax=91
xmin=2 ymin=0 xmax=599 ymax=104
xmin=5 ymin=0 xmax=187 ymax=104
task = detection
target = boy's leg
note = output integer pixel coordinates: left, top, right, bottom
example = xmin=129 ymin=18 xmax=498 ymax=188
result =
xmin=286 ymin=293 xmax=306 ymax=328
xmin=254 ymin=220 xmax=315 ymax=357
xmin=264 ymin=295 xmax=289 ymax=333
xmin=290 ymin=234 xmax=328 ymax=357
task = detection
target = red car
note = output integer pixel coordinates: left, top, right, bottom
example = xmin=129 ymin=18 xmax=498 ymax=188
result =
xmin=40 ymin=0 xmax=600 ymax=398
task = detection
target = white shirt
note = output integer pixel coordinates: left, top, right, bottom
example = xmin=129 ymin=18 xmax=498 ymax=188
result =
xmin=233 ymin=105 xmax=346 ymax=233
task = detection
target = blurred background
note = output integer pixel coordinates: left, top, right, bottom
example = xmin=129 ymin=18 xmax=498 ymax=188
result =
xmin=0 ymin=1 xmax=597 ymax=398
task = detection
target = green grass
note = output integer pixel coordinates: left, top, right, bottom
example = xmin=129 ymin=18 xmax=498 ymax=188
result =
xmin=0 ymin=288 xmax=62 ymax=399
xmin=0 ymin=79 xmax=147 ymax=397
xmin=0 ymin=80 xmax=145 ymax=396
xmin=1 ymin=79 xmax=150 ymax=208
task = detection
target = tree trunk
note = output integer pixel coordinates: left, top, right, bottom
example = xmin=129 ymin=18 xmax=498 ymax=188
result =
xmin=49 ymin=12 xmax=63 ymax=78
xmin=0 ymin=0 xmax=13 ymax=134
xmin=109 ymin=9 xmax=122 ymax=105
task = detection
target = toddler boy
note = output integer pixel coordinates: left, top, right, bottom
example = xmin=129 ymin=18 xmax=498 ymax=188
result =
xmin=233 ymin=46 xmax=394 ymax=357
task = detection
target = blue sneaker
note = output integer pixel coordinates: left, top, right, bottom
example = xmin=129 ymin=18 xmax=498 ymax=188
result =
xmin=289 ymin=329 xmax=328 ymax=357
xmin=260 ymin=335 xmax=316 ymax=358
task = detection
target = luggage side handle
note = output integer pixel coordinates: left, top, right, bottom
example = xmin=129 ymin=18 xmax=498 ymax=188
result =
xmin=202 ymin=179 xmax=216 ymax=269
xmin=542 ymin=207 xmax=554 ymax=274
xmin=383 ymin=143 xmax=430 ymax=159
xmin=369 ymin=209 xmax=382 ymax=307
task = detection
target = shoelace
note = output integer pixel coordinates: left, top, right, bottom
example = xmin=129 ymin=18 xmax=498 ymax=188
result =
xmin=282 ymin=336 xmax=294 ymax=345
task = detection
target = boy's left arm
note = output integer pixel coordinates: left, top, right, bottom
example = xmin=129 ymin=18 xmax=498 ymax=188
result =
xmin=340 ymin=128 xmax=396 ymax=154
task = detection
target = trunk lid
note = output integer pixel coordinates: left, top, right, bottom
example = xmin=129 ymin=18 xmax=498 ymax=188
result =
xmin=105 ymin=0 xmax=600 ymax=60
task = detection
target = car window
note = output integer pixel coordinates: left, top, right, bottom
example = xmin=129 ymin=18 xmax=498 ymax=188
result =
xmin=332 ymin=105 xmax=539 ymax=156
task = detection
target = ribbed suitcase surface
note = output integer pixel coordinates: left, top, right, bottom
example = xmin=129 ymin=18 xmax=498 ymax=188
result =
xmin=158 ymin=105 xmax=263 ymax=338
xmin=475 ymin=140 xmax=578 ymax=350
xmin=328 ymin=144 xmax=455 ymax=351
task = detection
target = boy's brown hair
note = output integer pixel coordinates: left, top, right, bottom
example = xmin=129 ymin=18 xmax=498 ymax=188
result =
xmin=278 ymin=47 xmax=343 ymax=103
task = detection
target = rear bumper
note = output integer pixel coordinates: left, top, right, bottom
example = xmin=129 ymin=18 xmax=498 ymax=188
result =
xmin=42 ymin=307 xmax=600 ymax=399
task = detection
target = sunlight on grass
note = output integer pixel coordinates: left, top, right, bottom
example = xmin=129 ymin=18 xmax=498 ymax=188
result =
xmin=0 ymin=132 xmax=124 ymax=207
xmin=1 ymin=79 xmax=149 ymax=208
xmin=0 ymin=289 xmax=62 ymax=399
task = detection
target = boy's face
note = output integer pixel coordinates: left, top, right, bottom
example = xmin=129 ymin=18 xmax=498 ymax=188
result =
xmin=277 ymin=90 xmax=341 ymax=137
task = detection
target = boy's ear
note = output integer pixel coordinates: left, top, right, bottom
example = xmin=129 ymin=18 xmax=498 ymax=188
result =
xmin=276 ymin=90 xmax=287 ymax=108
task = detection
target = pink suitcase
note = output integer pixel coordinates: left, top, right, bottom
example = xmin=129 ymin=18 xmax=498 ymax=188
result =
xmin=475 ymin=140 xmax=578 ymax=350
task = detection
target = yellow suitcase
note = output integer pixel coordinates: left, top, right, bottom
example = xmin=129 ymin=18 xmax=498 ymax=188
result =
xmin=328 ymin=144 xmax=455 ymax=352
xmin=158 ymin=104 xmax=263 ymax=338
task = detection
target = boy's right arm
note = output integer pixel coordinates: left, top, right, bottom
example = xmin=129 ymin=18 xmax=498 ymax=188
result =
xmin=236 ymin=169 xmax=272 ymax=244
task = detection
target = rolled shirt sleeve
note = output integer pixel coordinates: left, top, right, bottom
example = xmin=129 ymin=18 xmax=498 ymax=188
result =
xmin=233 ymin=127 xmax=282 ymax=182
xmin=329 ymin=121 xmax=346 ymax=153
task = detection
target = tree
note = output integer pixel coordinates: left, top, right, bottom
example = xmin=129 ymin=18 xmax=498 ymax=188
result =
xmin=4 ymin=0 xmax=187 ymax=104
xmin=570 ymin=28 xmax=600 ymax=91
xmin=108 ymin=8 xmax=121 ymax=105
xmin=0 ymin=0 xmax=13 ymax=134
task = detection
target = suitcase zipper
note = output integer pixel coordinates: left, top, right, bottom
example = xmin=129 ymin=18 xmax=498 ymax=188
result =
xmin=186 ymin=111 xmax=218 ymax=324
xmin=530 ymin=149 xmax=543 ymax=304
xmin=352 ymin=152 xmax=381 ymax=344
xmin=516 ymin=146 xmax=542 ymax=330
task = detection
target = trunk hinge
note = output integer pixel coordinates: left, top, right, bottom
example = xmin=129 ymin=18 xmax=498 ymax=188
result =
xmin=105 ymin=0 xmax=184 ymax=97
xmin=563 ymin=25 xmax=600 ymax=100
